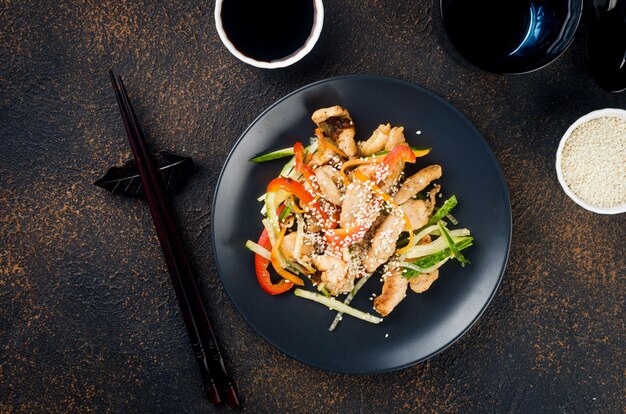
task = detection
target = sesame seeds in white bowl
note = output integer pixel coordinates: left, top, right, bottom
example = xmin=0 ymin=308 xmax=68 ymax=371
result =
xmin=556 ymin=108 xmax=626 ymax=215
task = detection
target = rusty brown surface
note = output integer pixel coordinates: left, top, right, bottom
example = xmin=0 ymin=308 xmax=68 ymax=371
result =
xmin=1 ymin=0 xmax=625 ymax=413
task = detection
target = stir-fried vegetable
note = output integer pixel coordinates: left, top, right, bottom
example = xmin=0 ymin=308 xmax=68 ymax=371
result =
xmin=328 ymin=273 xmax=373 ymax=331
xmin=294 ymin=289 xmax=383 ymax=324
xmin=250 ymin=147 xmax=295 ymax=162
xmin=270 ymin=227 xmax=304 ymax=286
xmin=438 ymin=222 xmax=470 ymax=266
xmin=252 ymin=229 xmax=293 ymax=295
xmin=428 ymin=195 xmax=458 ymax=225
xmin=402 ymin=238 xmax=474 ymax=278
xmin=246 ymin=106 xmax=474 ymax=327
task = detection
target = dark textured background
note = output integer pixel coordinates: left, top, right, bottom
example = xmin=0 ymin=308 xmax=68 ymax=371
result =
xmin=1 ymin=0 xmax=625 ymax=413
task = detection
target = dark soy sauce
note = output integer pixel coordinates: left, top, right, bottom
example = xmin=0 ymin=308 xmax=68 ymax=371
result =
xmin=442 ymin=0 xmax=532 ymax=70
xmin=221 ymin=0 xmax=315 ymax=62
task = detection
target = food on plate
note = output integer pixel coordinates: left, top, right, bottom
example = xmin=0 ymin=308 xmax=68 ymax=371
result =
xmin=246 ymin=106 xmax=473 ymax=329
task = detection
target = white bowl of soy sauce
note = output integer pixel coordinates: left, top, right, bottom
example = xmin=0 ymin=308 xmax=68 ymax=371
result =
xmin=215 ymin=0 xmax=324 ymax=69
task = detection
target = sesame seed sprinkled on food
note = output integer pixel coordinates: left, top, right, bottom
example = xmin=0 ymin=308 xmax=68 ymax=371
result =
xmin=247 ymin=106 xmax=473 ymax=326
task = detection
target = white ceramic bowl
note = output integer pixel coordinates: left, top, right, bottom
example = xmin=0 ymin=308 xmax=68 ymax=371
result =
xmin=214 ymin=0 xmax=324 ymax=69
xmin=555 ymin=108 xmax=626 ymax=215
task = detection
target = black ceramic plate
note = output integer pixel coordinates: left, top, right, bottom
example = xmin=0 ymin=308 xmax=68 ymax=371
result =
xmin=212 ymin=76 xmax=511 ymax=374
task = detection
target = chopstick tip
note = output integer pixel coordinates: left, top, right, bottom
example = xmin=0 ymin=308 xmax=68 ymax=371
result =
xmin=225 ymin=388 xmax=240 ymax=408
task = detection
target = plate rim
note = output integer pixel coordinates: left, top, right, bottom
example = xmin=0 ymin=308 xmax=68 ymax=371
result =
xmin=211 ymin=74 xmax=512 ymax=374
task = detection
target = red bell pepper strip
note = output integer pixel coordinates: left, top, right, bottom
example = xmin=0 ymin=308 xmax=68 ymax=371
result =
xmin=324 ymin=225 xmax=370 ymax=248
xmin=293 ymin=142 xmax=318 ymax=189
xmin=267 ymin=177 xmax=336 ymax=229
xmin=254 ymin=229 xmax=293 ymax=295
xmin=375 ymin=145 xmax=416 ymax=184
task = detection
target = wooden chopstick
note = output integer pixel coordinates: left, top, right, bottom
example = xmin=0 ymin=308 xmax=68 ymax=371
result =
xmin=109 ymin=71 xmax=239 ymax=408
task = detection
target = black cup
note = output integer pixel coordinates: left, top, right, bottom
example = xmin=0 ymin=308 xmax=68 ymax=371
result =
xmin=440 ymin=0 xmax=583 ymax=74
xmin=586 ymin=0 xmax=626 ymax=92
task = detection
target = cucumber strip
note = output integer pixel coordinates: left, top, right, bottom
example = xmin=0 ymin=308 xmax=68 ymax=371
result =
xmin=250 ymin=147 xmax=294 ymax=162
xmin=399 ymin=257 xmax=450 ymax=276
xmin=287 ymin=261 xmax=308 ymax=276
xmin=279 ymin=205 xmax=292 ymax=221
xmin=265 ymin=192 xmax=277 ymax=231
xmin=428 ymin=195 xmax=458 ymax=225
xmin=408 ymin=224 xmax=441 ymax=248
xmin=280 ymin=157 xmax=296 ymax=177
xmin=265 ymin=191 xmax=288 ymax=233
xmin=371 ymin=146 xmax=431 ymax=157
xmin=404 ymin=230 xmax=470 ymax=258
xmin=399 ymin=257 xmax=449 ymax=274
xmin=293 ymin=214 xmax=305 ymax=260
xmin=294 ymin=289 xmax=383 ymax=324
xmin=329 ymin=273 xmax=373 ymax=331
xmin=446 ymin=213 xmax=458 ymax=225
xmin=319 ymin=285 xmax=331 ymax=298
xmin=438 ymin=222 xmax=470 ymax=266
xmin=258 ymin=193 xmax=268 ymax=216
xmin=403 ymin=238 xmax=473 ymax=278
xmin=245 ymin=240 xmax=271 ymax=260
xmin=261 ymin=218 xmax=277 ymax=248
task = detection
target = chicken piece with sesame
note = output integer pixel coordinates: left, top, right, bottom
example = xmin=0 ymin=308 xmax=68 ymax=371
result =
xmin=393 ymin=165 xmax=442 ymax=204
xmin=362 ymin=197 xmax=433 ymax=273
xmin=362 ymin=210 xmax=404 ymax=273
xmin=373 ymin=268 xmax=408 ymax=317
xmin=311 ymin=106 xmax=358 ymax=158
xmin=280 ymin=232 xmax=313 ymax=262
xmin=314 ymin=165 xmax=343 ymax=206
xmin=358 ymin=124 xmax=391 ymax=156
xmin=312 ymin=255 xmax=353 ymax=296
xmin=358 ymin=124 xmax=407 ymax=156
xmin=339 ymin=179 xmax=381 ymax=231
xmin=409 ymin=269 xmax=440 ymax=293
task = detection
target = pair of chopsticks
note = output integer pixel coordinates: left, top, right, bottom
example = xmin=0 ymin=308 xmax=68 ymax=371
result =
xmin=109 ymin=70 xmax=239 ymax=408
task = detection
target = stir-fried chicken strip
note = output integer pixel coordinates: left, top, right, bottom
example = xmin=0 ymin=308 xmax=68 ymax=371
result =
xmin=315 ymin=165 xmax=343 ymax=206
xmin=312 ymin=255 xmax=352 ymax=296
xmin=280 ymin=232 xmax=313 ymax=262
xmin=308 ymin=147 xmax=334 ymax=167
xmin=311 ymin=105 xmax=350 ymax=125
xmin=409 ymin=269 xmax=440 ymax=293
xmin=385 ymin=126 xmax=407 ymax=151
xmin=362 ymin=199 xmax=433 ymax=273
xmin=358 ymin=124 xmax=408 ymax=156
xmin=249 ymin=106 xmax=474 ymax=324
xmin=373 ymin=268 xmax=408 ymax=317
xmin=393 ymin=165 xmax=442 ymax=204
xmin=339 ymin=180 xmax=381 ymax=230
xmin=346 ymin=242 xmax=370 ymax=281
xmin=402 ymin=199 xmax=431 ymax=230
xmin=359 ymin=124 xmax=390 ymax=156
xmin=363 ymin=210 xmax=404 ymax=273
xmin=311 ymin=106 xmax=358 ymax=157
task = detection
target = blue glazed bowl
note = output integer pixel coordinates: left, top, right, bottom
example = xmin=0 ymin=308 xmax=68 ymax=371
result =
xmin=440 ymin=0 xmax=584 ymax=74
